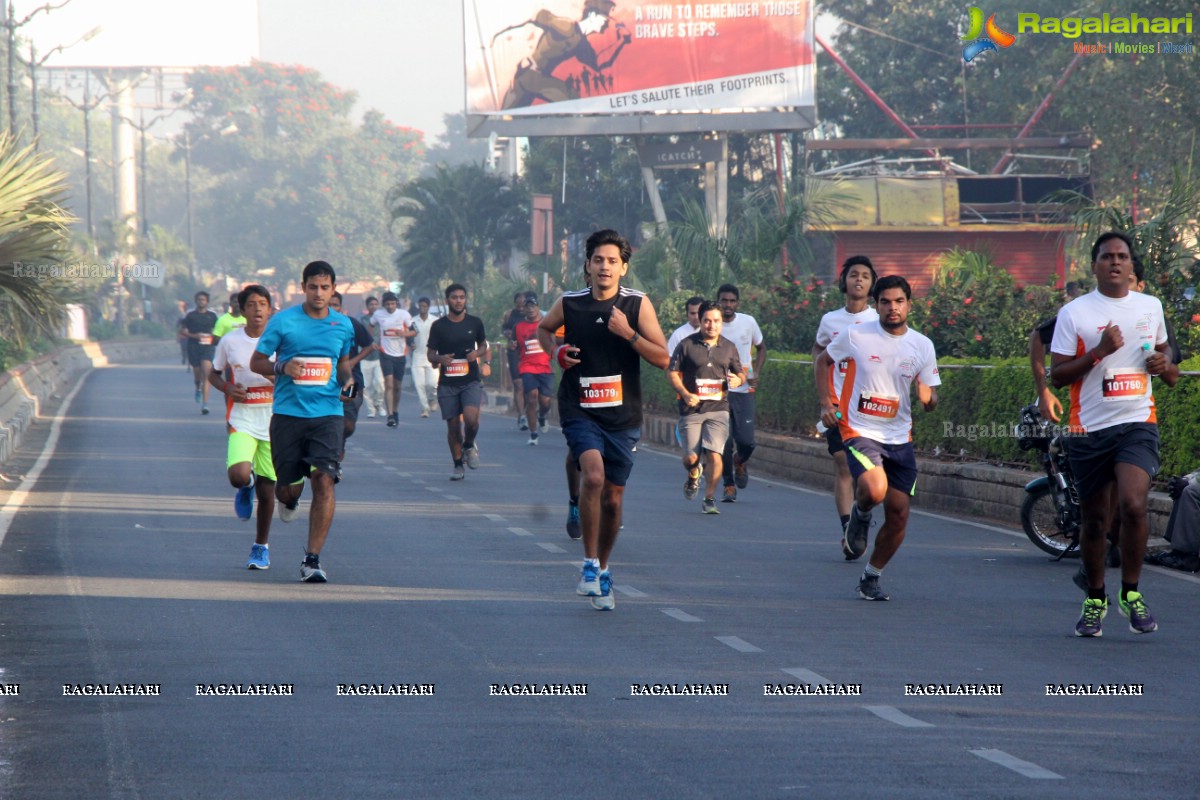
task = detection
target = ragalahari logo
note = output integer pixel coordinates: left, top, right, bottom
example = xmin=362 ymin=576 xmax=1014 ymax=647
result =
xmin=961 ymin=7 xmax=1016 ymax=61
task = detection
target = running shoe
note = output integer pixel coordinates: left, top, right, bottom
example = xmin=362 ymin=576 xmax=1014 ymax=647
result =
xmin=450 ymin=466 xmax=465 ymax=481
xmin=278 ymin=501 xmax=300 ymax=523
xmin=1118 ymin=591 xmax=1157 ymax=634
xmin=591 ymin=570 xmax=615 ymax=610
xmin=386 ymin=414 xmax=398 ymax=428
xmin=246 ymin=544 xmax=270 ymax=570
xmin=201 ymin=404 xmax=210 ymax=415
xmin=683 ymin=467 xmax=702 ymax=500
xmin=464 ymin=445 xmax=480 ymax=469
xmin=844 ymin=503 xmax=872 ymax=560
xmin=300 ymin=553 xmax=327 ymax=583
xmin=234 ymin=482 xmax=254 ymax=521
xmin=1075 ymin=596 xmax=1108 ymax=637
xmin=702 ymin=497 xmax=719 ymax=515
xmin=576 ymin=562 xmax=600 ymax=596
xmin=722 ymin=485 xmax=737 ymax=503
xmin=566 ymin=502 xmax=581 ymax=540
xmin=857 ymin=574 xmax=890 ymax=601
xmin=528 ymin=435 xmax=539 ymax=446
xmin=366 ymin=410 xmax=376 ymax=418
xmin=420 ymin=409 xmax=430 ymax=418
xmin=538 ymin=419 xmax=548 ymax=434
xmin=734 ymin=458 xmax=749 ymax=489
xmin=518 ymin=415 xmax=528 ymax=431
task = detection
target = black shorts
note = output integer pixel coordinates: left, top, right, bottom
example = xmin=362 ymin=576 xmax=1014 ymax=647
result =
xmin=844 ymin=437 xmax=919 ymax=496
xmin=1067 ymin=422 xmax=1160 ymax=501
xmin=187 ymin=340 xmax=215 ymax=367
xmin=507 ymin=348 xmax=522 ymax=380
xmin=270 ymin=414 xmax=344 ymax=485
xmin=437 ymin=381 xmax=483 ymax=420
xmin=380 ymin=353 xmax=407 ymax=379
xmin=824 ymin=424 xmax=845 ymax=455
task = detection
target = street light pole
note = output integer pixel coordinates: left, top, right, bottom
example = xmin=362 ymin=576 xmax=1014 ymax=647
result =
xmin=25 ymin=25 xmax=100 ymax=149
xmin=4 ymin=0 xmax=73 ymax=138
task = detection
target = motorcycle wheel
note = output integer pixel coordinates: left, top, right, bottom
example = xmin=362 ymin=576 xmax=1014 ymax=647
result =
xmin=1020 ymin=485 xmax=1078 ymax=557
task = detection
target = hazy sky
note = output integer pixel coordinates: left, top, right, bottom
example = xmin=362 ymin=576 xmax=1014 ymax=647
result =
xmin=21 ymin=0 xmax=466 ymax=142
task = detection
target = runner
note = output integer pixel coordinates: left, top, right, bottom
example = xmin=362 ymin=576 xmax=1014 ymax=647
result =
xmin=249 ymin=260 xmax=355 ymax=583
xmin=409 ymin=296 xmax=439 ymax=418
xmin=427 ymin=283 xmax=491 ymax=481
xmin=667 ymin=300 xmax=744 ymax=514
xmin=370 ymin=291 xmax=415 ymax=428
xmin=330 ymin=291 xmax=377 ymax=473
xmin=208 ymin=284 xmax=277 ymax=569
xmin=501 ymin=291 xmax=531 ymax=430
xmin=811 ymin=255 xmax=878 ymax=552
xmin=554 ymin=298 xmax=583 ymax=539
xmin=515 ymin=295 xmax=553 ymax=445
xmin=537 ymin=229 xmax=669 ymax=610
xmin=359 ymin=296 xmax=386 ymax=418
xmin=179 ymin=291 xmax=219 ymax=415
xmin=665 ymin=295 xmax=704 ymax=357
xmin=816 ymin=275 xmax=940 ymax=601
xmin=1049 ymin=231 xmax=1178 ymax=637
xmin=212 ymin=292 xmax=246 ymax=343
xmin=716 ymin=284 xmax=766 ymax=502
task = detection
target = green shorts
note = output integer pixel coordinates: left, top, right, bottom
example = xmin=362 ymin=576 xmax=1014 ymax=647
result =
xmin=227 ymin=431 xmax=276 ymax=482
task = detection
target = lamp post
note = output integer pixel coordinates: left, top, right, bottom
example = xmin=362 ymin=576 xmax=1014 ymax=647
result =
xmin=24 ymin=24 xmax=101 ymax=149
xmin=61 ymin=76 xmax=109 ymax=242
xmin=117 ymin=106 xmax=181 ymax=240
xmin=4 ymin=0 xmax=73 ymax=138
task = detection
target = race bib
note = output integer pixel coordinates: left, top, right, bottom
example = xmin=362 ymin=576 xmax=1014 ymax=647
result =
xmin=294 ymin=357 xmax=333 ymax=386
xmin=197 ymin=334 xmax=213 ymax=346
xmin=523 ymin=338 xmax=543 ymax=355
xmin=695 ymin=378 xmax=724 ymax=400
xmin=444 ymin=358 xmax=470 ymax=377
xmin=857 ymin=391 xmax=900 ymax=418
xmin=837 ymin=359 xmax=850 ymax=376
xmin=383 ymin=328 xmax=404 ymax=338
xmin=1102 ymin=370 xmax=1148 ymax=401
xmin=242 ymin=385 xmax=274 ymax=405
xmin=580 ymin=374 xmax=623 ymax=408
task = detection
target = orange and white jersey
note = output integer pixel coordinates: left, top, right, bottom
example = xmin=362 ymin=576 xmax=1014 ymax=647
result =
xmin=815 ymin=305 xmax=879 ymax=405
xmin=1050 ymin=289 xmax=1167 ymax=433
xmin=212 ymin=327 xmax=274 ymax=440
xmin=370 ymin=308 xmax=413 ymax=357
xmin=826 ymin=320 xmax=940 ymax=445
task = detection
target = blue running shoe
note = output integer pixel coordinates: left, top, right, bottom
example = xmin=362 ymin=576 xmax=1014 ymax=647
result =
xmin=576 ymin=562 xmax=600 ymax=596
xmin=591 ymin=570 xmax=615 ymax=610
xmin=234 ymin=483 xmax=254 ymax=521
xmin=246 ymin=544 xmax=270 ymax=570
xmin=566 ymin=502 xmax=581 ymax=540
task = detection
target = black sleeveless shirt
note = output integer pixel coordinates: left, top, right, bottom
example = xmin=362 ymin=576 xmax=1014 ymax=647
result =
xmin=558 ymin=286 xmax=645 ymax=430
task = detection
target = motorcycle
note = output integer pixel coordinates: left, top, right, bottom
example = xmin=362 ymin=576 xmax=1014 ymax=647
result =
xmin=1017 ymin=403 xmax=1081 ymax=557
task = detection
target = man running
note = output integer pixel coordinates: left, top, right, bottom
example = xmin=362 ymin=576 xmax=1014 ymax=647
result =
xmin=427 ymin=283 xmax=490 ymax=481
xmin=515 ymin=295 xmax=553 ymax=445
xmin=212 ymin=292 xmax=246 ymax=343
xmin=179 ymin=291 xmax=219 ymax=415
xmin=666 ymin=295 xmax=704 ymax=357
xmin=409 ymin=296 xmax=439 ymax=418
xmin=501 ymin=291 xmax=532 ymax=430
xmin=370 ymin=291 xmax=415 ymax=428
xmin=667 ymin=300 xmax=744 ymax=514
xmin=249 ymin=260 xmax=355 ymax=583
xmin=330 ymin=291 xmax=377 ymax=473
xmin=359 ymin=296 xmax=386 ymax=418
xmin=1050 ymin=231 xmax=1178 ymax=637
xmin=716 ymin=284 xmax=765 ymax=502
xmin=537 ymin=229 xmax=669 ymax=610
xmin=816 ymin=275 xmax=940 ymax=601
xmin=209 ymin=284 xmax=277 ymax=569
xmin=812 ymin=256 xmax=879 ymax=551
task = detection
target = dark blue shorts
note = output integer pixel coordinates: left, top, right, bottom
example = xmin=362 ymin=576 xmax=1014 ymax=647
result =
xmin=824 ymin=423 xmax=845 ymax=455
xmin=561 ymin=417 xmax=640 ymax=487
xmin=844 ymin=437 xmax=919 ymax=496
xmin=1067 ymin=422 xmax=1159 ymax=501
xmin=521 ymin=372 xmax=554 ymax=396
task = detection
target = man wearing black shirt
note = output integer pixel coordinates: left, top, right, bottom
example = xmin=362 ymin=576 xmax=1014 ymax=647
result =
xmin=179 ymin=291 xmax=219 ymax=415
xmin=427 ymin=283 xmax=490 ymax=481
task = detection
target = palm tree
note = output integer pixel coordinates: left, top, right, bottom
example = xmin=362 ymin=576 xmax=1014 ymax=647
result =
xmin=0 ymin=131 xmax=76 ymax=354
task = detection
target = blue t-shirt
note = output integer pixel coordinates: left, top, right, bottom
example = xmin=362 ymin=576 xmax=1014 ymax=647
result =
xmin=256 ymin=305 xmax=354 ymax=418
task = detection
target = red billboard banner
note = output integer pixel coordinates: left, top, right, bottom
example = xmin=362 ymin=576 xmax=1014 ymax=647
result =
xmin=464 ymin=0 xmax=814 ymax=123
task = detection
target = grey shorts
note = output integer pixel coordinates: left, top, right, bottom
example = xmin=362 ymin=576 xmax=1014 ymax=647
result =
xmin=437 ymin=381 xmax=483 ymax=420
xmin=680 ymin=410 xmax=729 ymax=455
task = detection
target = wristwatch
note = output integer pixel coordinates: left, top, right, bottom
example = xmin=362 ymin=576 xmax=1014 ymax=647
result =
xmin=627 ymin=331 xmax=640 ymax=345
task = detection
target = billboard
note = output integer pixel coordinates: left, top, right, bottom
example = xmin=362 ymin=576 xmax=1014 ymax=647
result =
xmin=464 ymin=0 xmax=815 ymax=136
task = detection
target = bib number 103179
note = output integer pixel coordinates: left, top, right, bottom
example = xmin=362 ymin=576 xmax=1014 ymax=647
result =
xmin=580 ymin=374 xmax=623 ymax=408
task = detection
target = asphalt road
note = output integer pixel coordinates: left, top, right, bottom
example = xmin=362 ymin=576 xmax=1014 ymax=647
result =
xmin=0 ymin=356 xmax=1196 ymax=799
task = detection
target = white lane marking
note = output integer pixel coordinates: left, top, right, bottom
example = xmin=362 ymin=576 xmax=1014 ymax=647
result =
xmin=661 ymin=608 xmax=702 ymax=623
xmin=782 ymin=667 xmax=833 ymax=685
xmin=715 ymin=635 xmax=762 ymax=653
xmin=424 ymin=486 xmax=443 ymax=493
xmin=863 ymin=706 xmax=934 ymax=728
xmin=485 ymin=514 xmax=507 ymax=522
xmin=970 ymin=749 xmax=1063 ymax=779
xmin=536 ymin=542 xmax=566 ymax=553
xmin=615 ymin=584 xmax=647 ymax=597
xmin=384 ymin=466 xmax=398 ymax=472
xmin=0 ymin=368 xmax=90 ymax=547
xmin=444 ymin=494 xmax=462 ymax=500
xmin=370 ymin=458 xmax=385 ymax=464
xmin=508 ymin=527 xmax=533 ymax=537
xmin=397 ymin=472 xmax=411 ymax=478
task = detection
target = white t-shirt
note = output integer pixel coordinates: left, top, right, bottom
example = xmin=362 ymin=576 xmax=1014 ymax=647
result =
xmin=666 ymin=322 xmax=698 ymax=360
xmin=212 ymin=327 xmax=275 ymax=441
xmin=720 ymin=312 xmax=764 ymax=394
xmin=815 ymin=305 xmax=879 ymax=404
xmin=1049 ymin=289 xmax=1167 ymax=432
xmin=371 ymin=308 xmax=414 ymax=357
xmin=410 ymin=314 xmax=436 ymax=367
xmin=826 ymin=320 xmax=940 ymax=445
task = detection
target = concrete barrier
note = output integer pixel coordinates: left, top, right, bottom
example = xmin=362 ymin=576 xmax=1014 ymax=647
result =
xmin=0 ymin=340 xmax=175 ymax=466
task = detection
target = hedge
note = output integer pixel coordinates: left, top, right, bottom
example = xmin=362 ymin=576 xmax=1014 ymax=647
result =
xmin=643 ymin=351 xmax=1200 ymax=478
